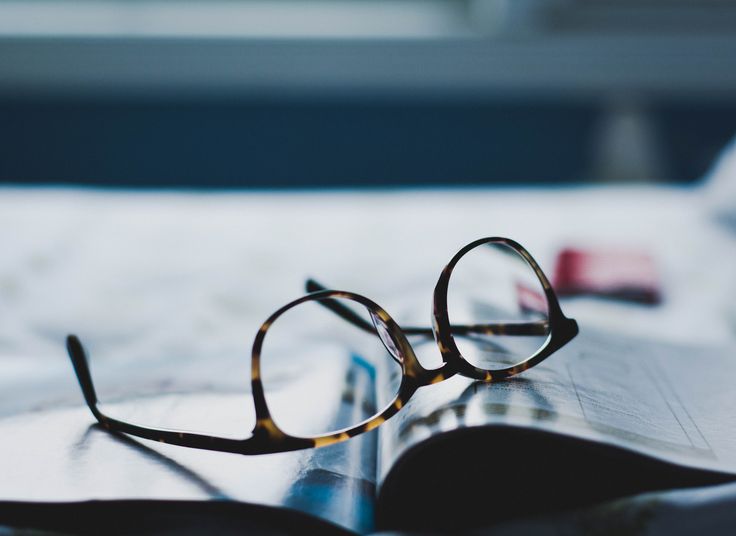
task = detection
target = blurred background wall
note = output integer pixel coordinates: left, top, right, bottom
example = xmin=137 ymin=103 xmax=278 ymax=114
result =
xmin=1 ymin=0 xmax=736 ymax=187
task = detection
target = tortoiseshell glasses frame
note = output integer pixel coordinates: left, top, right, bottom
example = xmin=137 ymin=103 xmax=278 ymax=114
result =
xmin=67 ymin=237 xmax=578 ymax=455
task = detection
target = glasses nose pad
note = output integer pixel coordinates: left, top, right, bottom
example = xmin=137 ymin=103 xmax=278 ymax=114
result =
xmin=369 ymin=311 xmax=404 ymax=365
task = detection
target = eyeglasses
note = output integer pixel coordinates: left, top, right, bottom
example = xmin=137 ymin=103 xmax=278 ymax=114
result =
xmin=67 ymin=237 xmax=578 ymax=455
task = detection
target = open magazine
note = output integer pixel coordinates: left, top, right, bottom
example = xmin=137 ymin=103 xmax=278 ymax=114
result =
xmin=1 ymin=327 xmax=736 ymax=534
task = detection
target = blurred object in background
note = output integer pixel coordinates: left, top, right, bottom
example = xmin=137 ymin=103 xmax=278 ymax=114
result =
xmin=588 ymin=97 xmax=667 ymax=183
xmin=702 ymin=135 xmax=736 ymax=338
xmin=553 ymin=247 xmax=661 ymax=305
xmin=704 ymin=135 xmax=736 ymax=231
xmin=1 ymin=0 xmax=736 ymax=187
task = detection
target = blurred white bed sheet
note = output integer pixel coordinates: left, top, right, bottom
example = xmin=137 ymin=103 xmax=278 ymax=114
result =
xmin=0 ymin=184 xmax=735 ymax=416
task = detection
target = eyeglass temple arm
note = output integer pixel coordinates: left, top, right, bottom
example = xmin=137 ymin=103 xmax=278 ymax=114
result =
xmin=305 ymin=278 xmax=548 ymax=337
xmin=65 ymin=335 xmax=263 ymax=455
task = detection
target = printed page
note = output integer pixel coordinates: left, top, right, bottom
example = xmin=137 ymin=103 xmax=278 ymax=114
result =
xmin=378 ymin=328 xmax=736 ymax=485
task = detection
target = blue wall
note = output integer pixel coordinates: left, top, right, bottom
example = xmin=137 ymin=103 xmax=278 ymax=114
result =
xmin=0 ymin=96 xmax=733 ymax=187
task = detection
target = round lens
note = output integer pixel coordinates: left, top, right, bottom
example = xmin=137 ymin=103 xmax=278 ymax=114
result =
xmin=446 ymin=241 xmax=551 ymax=371
xmin=259 ymin=296 xmax=404 ymax=438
